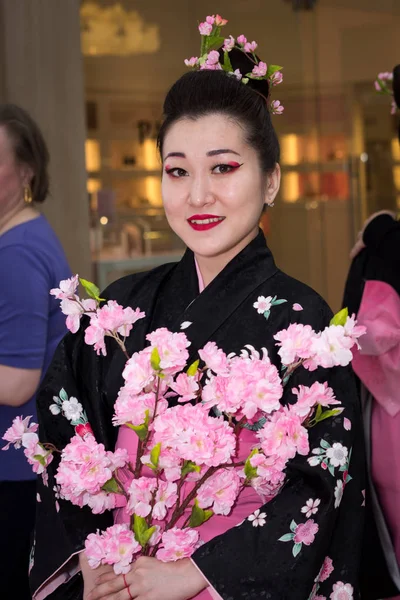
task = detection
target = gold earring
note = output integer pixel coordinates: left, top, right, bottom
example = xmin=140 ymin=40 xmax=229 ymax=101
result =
xmin=24 ymin=185 xmax=33 ymax=204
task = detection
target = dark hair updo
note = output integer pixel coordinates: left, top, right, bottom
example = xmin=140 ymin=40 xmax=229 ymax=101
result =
xmin=0 ymin=103 xmax=50 ymax=203
xmin=157 ymin=48 xmax=280 ymax=173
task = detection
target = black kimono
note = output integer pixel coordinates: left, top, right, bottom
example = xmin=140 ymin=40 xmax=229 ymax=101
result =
xmin=31 ymin=231 xmax=365 ymax=600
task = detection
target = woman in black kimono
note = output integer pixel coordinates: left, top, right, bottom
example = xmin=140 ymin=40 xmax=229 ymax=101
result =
xmin=343 ymin=63 xmax=400 ymax=600
xmin=30 ymin=45 xmax=365 ymax=600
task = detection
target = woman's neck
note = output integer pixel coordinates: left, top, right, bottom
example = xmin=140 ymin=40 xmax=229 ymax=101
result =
xmin=0 ymin=203 xmax=39 ymax=236
xmin=194 ymin=228 xmax=259 ymax=288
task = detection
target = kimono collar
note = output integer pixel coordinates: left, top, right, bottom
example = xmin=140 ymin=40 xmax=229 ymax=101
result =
xmin=154 ymin=229 xmax=278 ymax=362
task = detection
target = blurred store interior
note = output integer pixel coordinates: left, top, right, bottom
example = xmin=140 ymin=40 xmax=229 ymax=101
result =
xmin=1 ymin=0 xmax=399 ymax=309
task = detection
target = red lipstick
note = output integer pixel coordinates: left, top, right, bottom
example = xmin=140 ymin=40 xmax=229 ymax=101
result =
xmin=187 ymin=214 xmax=225 ymax=231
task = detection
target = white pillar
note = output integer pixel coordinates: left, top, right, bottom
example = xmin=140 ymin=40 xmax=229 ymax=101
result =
xmin=0 ymin=0 xmax=91 ymax=277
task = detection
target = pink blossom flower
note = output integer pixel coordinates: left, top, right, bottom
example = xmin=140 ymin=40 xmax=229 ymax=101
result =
xmin=232 ymin=69 xmax=242 ymax=81
xmin=146 ymin=328 xmax=191 ymax=375
xmin=258 ymin=407 xmax=309 ymax=460
xmin=153 ymin=481 xmax=178 ymax=520
xmin=270 ymin=100 xmax=284 ymax=114
xmin=252 ymin=62 xmax=267 ymax=77
xmin=203 ymin=350 xmax=282 ymax=419
xmin=291 ymin=381 xmax=340 ymax=419
xmin=274 ymin=323 xmax=315 ymax=365
xmin=215 ymin=14 xmax=228 ymax=26
xmin=223 ymin=35 xmax=235 ymax=52
xmin=253 ymin=295 xmax=273 ymax=314
xmin=113 ymin=390 xmax=167 ymax=427
xmin=170 ymin=373 xmax=199 ymax=403
xmin=109 ymin=447 xmax=130 ymax=470
xmin=23 ymin=433 xmax=53 ymax=475
xmin=292 ymin=303 xmax=303 ymax=311
xmin=50 ymin=275 xmax=79 ymax=299
xmin=85 ymin=524 xmax=141 ymax=574
xmin=197 ymin=469 xmax=241 ymax=515
xmin=122 ymin=347 xmax=156 ymax=395
xmin=249 ymin=452 xmax=287 ymax=493
xmin=343 ymin=314 xmax=366 ymax=348
xmin=293 ymin=519 xmax=319 ymax=545
xmin=377 ymin=71 xmax=393 ymax=82
xmin=85 ymin=490 xmax=117 ymax=514
xmin=237 ymin=35 xmax=247 ymax=45
xmin=2 ymin=415 xmax=38 ymax=450
xmin=205 ymin=15 xmax=215 ymax=25
xmin=199 ymin=341 xmax=228 ymax=375
xmin=270 ymin=71 xmax=283 ymax=86
xmin=55 ymin=434 xmax=125 ymax=510
xmin=318 ymin=556 xmax=334 ymax=582
xmin=103 ymin=525 xmax=140 ymax=574
xmin=156 ymin=528 xmax=200 ymax=562
xmin=200 ymin=61 xmax=222 ymax=72
xmin=153 ymin=403 xmax=236 ymax=467
xmin=141 ymin=445 xmax=182 ymax=482
xmin=198 ymin=22 xmax=213 ymax=36
xmin=85 ymin=531 xmax=107 ymax=569
xmin=184 ymin=57 xmax=198 ymax=67
xmin=244 ymin=41 xmax=258 ymax=53
xmin=127 ymin=477 xmax=157 ymax=517
xmin=311 ymin=326 xmax=353 ymax=369
xmin=61 ymin=297 xmax=96 ymax=334
xmin=96 ymin=301 xmax=145 ymax=337
xmin=330 ymin=582 xmax=354 ymax=600
xmin=85 ymin=301 xmax=145 ymax=356
xmin=85 ymin=320 xmax=107 ymax=355
xmin=200 ymin=50 xmax=222 ymax=71
xmin=301 ymin=498 xmax=321 ymax=518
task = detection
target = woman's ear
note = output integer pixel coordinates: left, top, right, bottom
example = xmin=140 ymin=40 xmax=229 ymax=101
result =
xmin=264 ymin=163 xmax=281 ymax=207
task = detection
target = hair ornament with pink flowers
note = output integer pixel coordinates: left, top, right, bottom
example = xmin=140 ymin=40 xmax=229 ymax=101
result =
xmin=374 ymin=70 xmax=399 ymax=115
xmin=184 ymin=14 xmax=284 ymax=115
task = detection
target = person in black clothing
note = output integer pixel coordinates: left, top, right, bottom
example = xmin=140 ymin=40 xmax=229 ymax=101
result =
xmin=343 ymin=65 xmax=400 ymax=600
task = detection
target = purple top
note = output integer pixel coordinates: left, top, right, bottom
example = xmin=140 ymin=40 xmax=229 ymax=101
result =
xmin=0 ymin=215 xmax=71 ymax=481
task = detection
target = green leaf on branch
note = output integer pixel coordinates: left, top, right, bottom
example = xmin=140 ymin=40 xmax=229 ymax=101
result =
xmin=316 ymin=408 xmax=343 ymax=423
xmin=125 ymin=410 xmax=150 ymax=441
xmin=133 ymin=515 xmax=156 ymax=547
xmin=330 ymin=307 xmax=348 ymax=327
xmin=79 ymin=278 xmax=105 ymax=302
xmin=223 ymin=50 xmax=233 ymax=73
xmin=244 ymin=449 xmax=259 ymax=480
xmin=150 ymin=347 xmax=161 ymax=372
xmin=266 ymin=64 xmax=283 ymax=77
xmin=205 ymin=35 xmax=225 ymax=53
xmin=315 ymin=404 xmax=322 ymax=420
xmin=101 ymin=477 xmax=120 ymax=494
xmin=189 ymin=500 xmax=214 ymax=528
xmin=150 ymin=443 xmax=161 ymax=468
xmin=181 ymin=460 xmax=200 ymax=478
xmin=186 ymin=360 xmax=199 ymax=377
xmin=33 ymin=454 xmax=47 ymax=466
